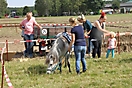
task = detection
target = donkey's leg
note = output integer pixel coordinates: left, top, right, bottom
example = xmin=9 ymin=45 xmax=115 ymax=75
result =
xmin=66 ymin=52 xmax=71 ymax=73
xmin=67 ymin=58 xmax=71 ymax=73
xmin=59 ymin=61 xmax=62 ymax=73
xmin=64 ymin=55 xmax=67 ymax=68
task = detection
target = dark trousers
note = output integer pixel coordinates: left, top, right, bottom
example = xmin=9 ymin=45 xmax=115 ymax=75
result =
xmin=24 ymin=34 xmax=34 ymax=57
xmin=23 ymin=37 xmax=27 ymax=49
xmin=91 ymin=40 xmax=102 ymax=58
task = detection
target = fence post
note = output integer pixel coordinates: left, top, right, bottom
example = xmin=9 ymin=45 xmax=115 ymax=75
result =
xmin=6 ymin=40 xmax=8 ymax=61
xmin=1 ymin=56 xmax=4 ymax=88
xmin=47 ymin=28 xmax=49 ymax=39
xmin=64 ymin=27 xmax=67 ymax=32
xmin=117 ymin=31 xmax=120 ymax=54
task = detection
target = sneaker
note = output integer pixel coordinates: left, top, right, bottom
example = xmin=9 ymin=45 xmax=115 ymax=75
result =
xmin=77 ymin=71 xmax=81 ymax=75
xmin=83 ymin=69 xmax=87 ymax=73
xmin=98 ymin=58 xmax=102 ymax=60
xmin=77 ymin=72 xmax=80 ymax=75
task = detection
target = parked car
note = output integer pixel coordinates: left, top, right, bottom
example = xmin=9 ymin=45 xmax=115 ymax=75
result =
xmin=14 ymin=16 xmax=19 ymax=18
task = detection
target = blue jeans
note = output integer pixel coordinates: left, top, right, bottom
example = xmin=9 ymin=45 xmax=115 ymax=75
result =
xmin=87 ymin=38 xmax=93 ymax=54
xmin=106 ymin=49 xmax=115 ymax=58
xmin=74 ymin=46 xmax=87 ymax=73
xmin=24 ymin=34 xmax=34 ymax=57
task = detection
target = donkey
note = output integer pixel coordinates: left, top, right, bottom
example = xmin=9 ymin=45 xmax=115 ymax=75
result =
xmin=45 ymin=32 xmax=72 ymax=74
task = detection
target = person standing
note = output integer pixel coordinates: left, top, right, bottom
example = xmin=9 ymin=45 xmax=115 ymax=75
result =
xmin=77 ymin=14 xmax=93 ymax=58
xmin=106 ymin=32 xmax=117 ymax=58
xmin=21 ymin=12 xmax=36 ymax=55
xmin=20 ymin=12 xmax=41 ymax=58
xmin=68 ymin=17 xmax=87 ymax=74
xmin=89 ymin=12 xmax=110 ymax=59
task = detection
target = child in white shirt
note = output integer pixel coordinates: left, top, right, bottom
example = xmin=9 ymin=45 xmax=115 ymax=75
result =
xmin=106 ymin=32 xmax=117 ymax=58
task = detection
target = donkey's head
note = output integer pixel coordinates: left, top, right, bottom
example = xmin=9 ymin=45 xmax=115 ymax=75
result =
xmin=45 ymin=52 xmax=58 ymax=74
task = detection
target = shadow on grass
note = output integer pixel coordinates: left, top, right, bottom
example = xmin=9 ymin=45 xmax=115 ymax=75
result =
xmin=13 ymin=51 xmax=47 ymax=58
xmin=26 ymin=65 xmax=47 ymax=75
xmin=119 ymin=58 xmax=132 ymax=63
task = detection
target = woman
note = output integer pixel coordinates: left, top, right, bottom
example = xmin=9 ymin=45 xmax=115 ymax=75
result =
xmin=90 ymin=12 xmax=109 ymax=59
xmin=68 ymin=17 xmax=87 ymax=74
xmin=77 ymin=14 xmax=93 ymax=58
xmin=20 ymin=12 xmax=41 ymax=58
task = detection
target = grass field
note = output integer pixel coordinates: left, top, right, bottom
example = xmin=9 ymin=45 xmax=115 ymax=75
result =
xmin=0 ymin=14 xmax=132 ymax=88
xmin=0 ymin=52 xmax=132 ymax=88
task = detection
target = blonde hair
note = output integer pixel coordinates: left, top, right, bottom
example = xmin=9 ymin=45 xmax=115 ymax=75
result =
xmin=110 ymin=31 xmax=116 ymax=37
xmin=69 ymin=17 xmax=77 ymax=23
xmin=77 ymin=14 xmax=86 ymax=21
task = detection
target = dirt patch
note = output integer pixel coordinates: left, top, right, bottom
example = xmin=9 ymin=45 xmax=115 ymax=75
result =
xmin=0 ymin=27 xmax=132 ymax=59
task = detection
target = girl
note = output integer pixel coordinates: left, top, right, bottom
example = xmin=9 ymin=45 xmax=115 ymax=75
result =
xmin=106 ymin=32 xmax=117 ymax=58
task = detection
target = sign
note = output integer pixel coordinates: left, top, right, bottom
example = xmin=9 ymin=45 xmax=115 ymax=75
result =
xmin=42 ymin=29 xmax=47 ymax=35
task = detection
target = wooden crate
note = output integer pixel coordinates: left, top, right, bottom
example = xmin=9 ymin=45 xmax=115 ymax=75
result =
xmin=0 ymin=51 xmax=16 ymax=61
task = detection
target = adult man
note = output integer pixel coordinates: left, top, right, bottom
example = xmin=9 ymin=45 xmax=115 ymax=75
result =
xmin=20 ymin=12 xmax=41 ymax=58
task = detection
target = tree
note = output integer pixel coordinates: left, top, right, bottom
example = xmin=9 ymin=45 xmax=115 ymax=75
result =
xmin=112 ymin=0 xmax=120 ymax=10
xmin=79 ymin=1 xmax=88 ymax=14
xmin=70 ymin=0 xmax=84 ymax=15
xmin=32 ymin=10 xmax=38 ymax=16
xmin=50 ymin=0 xmax=61 ymax=16
xmin=17 ymin=8 xmax=23 ymax=16
xmin=0 ymin=0 xmax=8 ymax=16
xmin=23 ymin=6 xmax=30 ymax=15
xmin=35 ymin=0 xmax=52 ymax=16
xmin=85 ymin=0 xmax=105 ymax=14
xmin=60 ymin=0 xmax=71 ymax=15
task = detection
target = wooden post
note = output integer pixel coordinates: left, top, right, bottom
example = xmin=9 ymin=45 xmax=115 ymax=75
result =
xmin=15 ymin=24 xmax=18 ymax=33
xmin=117 ymin=31 xmax=120 ymax=54
xmin=6 ymin=40 xmax=8 ymax=61
xmin=1 ymin=54 xmax=4 ymax=88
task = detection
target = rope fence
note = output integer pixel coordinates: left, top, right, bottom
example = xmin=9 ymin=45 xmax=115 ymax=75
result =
xmin=0 ymin=20 xmax=131 ymax=28
xmin=0 ymin=40 xmax=13 ymax=88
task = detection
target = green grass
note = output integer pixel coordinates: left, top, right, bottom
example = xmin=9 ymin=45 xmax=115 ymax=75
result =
xmin=0 ymin=52 xmax=132 ymax=88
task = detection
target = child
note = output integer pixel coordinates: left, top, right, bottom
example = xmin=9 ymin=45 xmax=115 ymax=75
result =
xmin=106 ymin=32 xmax=117 ymax=58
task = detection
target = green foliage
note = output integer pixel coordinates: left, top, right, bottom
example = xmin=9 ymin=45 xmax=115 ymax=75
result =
xmin=0 ymin=0 xmax=8 ymax=16
xmin=50 ymin=0 xmax=61 ymax=16
xmin=23 ymin=6 xmax=30 ymax=16
xmin=86 ymin=0 xmax=105 ymax=15
xmin=35 ymin=0 xmax=51 ymax=16
xmin=16 ymin=8 xmax=23 ymax=16
xmin=34 ymin=0 xmax=104 ymax=16
xmin=112 ymin=0 xmax=120 ymax=10
xmin=32 ymin=10 xmax=38 ymax=16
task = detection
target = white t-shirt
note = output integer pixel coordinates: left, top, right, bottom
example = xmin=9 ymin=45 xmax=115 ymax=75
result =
xmin=107 ymin=38 xmax=116 ymax=49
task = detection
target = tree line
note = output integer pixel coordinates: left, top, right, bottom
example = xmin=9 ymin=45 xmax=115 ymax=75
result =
xmin=0 ymin=0 xmax=129 ymax=17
